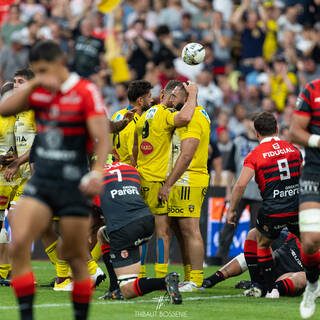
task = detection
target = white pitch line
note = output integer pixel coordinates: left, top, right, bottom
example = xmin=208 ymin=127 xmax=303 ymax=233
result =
xmin=0 ymin=294 xmax=243 ymax=310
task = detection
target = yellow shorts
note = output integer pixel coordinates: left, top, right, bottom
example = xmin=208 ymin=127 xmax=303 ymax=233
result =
xmin=0 ymin=184 xmax=18 ymax=210
xmin=168 ymin=186 xmax=207 ymax=218
xmin=140 ymin=178 xmax=168 ymax=215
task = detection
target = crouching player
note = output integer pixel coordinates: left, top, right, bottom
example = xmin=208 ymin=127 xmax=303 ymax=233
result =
xmin=203 ymin=228 xmax=306 ymax=297
xmin=99 ymin=160 xmax=182 ymax=304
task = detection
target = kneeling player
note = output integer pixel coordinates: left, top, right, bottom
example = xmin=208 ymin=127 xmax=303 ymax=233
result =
xmin=203 ymin=228 xmax=306 ymax=297
xmin=99 ymin=161 xmax=182 ymax=304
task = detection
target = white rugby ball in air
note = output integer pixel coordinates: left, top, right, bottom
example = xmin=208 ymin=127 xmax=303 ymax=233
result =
xmin=181 ymin=42 xmax=206 ymax=65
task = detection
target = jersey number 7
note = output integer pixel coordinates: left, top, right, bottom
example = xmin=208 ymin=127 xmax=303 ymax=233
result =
xmin=109 ymin=169 xmax=122 ymax=182
xmin=277 ymin=159 xmax=290 ymax=181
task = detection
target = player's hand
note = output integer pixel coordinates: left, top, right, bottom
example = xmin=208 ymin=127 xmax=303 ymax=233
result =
xmin=4 ymin=159 xmax=20 ymax=181
xmin=227 ymin=209 xmax=237 ymax=226
xmin=158 ymin=183 xmax=171 ymax=202
xmin=35 ymin=74 xmax=61 ymax=92
xmin=183 ymin=81 xmax=198 ymax=96
xmin=123 ymin=111 xmax=135 ymax=124
xmin=79 ymin=170 xmax=103 ymax=197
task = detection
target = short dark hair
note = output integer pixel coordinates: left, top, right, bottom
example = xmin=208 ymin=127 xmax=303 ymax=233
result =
xmin=14 ymin=68 xmax=35 ymax=80
xmin=29 ymin=41 xmax=63 ymax=63
xmin=252 ymin=112 xmax=277 ymax=136
xmin=1 ymin=82 xmax=14 ymax=96
xmin=164 ymin=80 xmax=183 ymax=94
xmin=127 ymin=80 xmax=152 ymax=102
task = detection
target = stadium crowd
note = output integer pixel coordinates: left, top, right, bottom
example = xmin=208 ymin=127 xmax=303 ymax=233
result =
xmin=1 ymin=1 xmax=320 ymax=320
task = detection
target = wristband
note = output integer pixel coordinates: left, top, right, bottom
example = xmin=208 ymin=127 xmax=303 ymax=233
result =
xmin=308 ymin=134 xmax=320 ymax=148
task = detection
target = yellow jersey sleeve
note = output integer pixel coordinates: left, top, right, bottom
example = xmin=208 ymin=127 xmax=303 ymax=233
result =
xmin=164 ymin=109 xmax=176 ymax=128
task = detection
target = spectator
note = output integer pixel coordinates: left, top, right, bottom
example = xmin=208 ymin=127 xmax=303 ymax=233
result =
xmin=277 ymin=5 xmax=303 ymax=44
xmin=269 ymin=53 xmax=297 ymax=112
xmin=261 ymin=97 xmax=277 ymax=113
xmin=231 ymin=0 xmax=265 ymax=73
xmin=203 ymin=10 xmax=232 ymax=65
xmin=92 ymin=11 xmax=108 ymax=41
xmin=190 ymin=0 xmax=214 ymax=31
xmin=154 ymin=24 xmax=179 ymax=65
xmin=297 ymin=55 xmax=320 ymax=89
xmin=220 ymin=81 xmax=237 ymax=112
xmin=1 ymin=4 xmax=25 ymax=46
xmin=158 ymin=60 xmax=188 ymax=89
xmin=208 ymin=140 xmax=222 ymax=187
xmin=228 ymin=103 xmax=247 ymax=137
xmin=172 ymin=12 xmax=200 ymax=46
xmin=0 ymin=31 xmax=29 ymax=82
xmin=216 ymin=126 xmax=233 ymax=170
xmin=20 ymin=0 xmax=46 ymax=23
xmin=126 ymin=19 xmax=154 ymax=80
xmin=72 ymin=18 xmax=105 ymax=78
xmin=19 ymin=19 xmax=40 ymax=47
xmin=242 ymin=84 xmax=261 ymax=114
xmin=126 ymin=0 xmax=159 ymax=31
xmin=246 ymin=56 xmax=267 ymax=87
xmin=158 ymin=0 xmax=183 ymax=31
xmin=197 ymin=69 xmax=223 ymax=119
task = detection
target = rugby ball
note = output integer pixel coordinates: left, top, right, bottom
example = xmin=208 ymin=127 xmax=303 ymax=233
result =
xmin=181 ymin=42 xmax=206 ymax=65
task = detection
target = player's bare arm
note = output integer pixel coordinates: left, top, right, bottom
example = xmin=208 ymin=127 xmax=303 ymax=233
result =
xmin=289 ymin=113 xmax=320 ymax=147
xmin=227 ymin=166 xmax=255 ymax=226
xmin=79 ymin=115 xmax=111 ymax=197
xmin=109 ymin=111 xmax=134 ymax=133
xmin=4 ymin=150 xmax=30 ymax=182
xmin=173 ymin=82 xmax=198 ymax=127
xmin=158 ymin=137 xmax=199 ymax=202
xmin=131 ymin=132 xmax=138 ymax=167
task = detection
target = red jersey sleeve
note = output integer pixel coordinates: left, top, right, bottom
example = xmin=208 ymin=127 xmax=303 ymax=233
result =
xmin=294 ymin=83 xmax=313 ymax=117
xmin=243 ymin=150 xmax=256 ymax=170
xmin=82 ymin=82 xmax=108 ymax=119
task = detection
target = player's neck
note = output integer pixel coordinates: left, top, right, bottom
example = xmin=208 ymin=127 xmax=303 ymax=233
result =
xmin=258 ymin=134 xmax=278 ymax=143
xmin=130 ymin=103 xmax=142 ymax=116
xmin=59 ymin=68 xmax=70 ymax=84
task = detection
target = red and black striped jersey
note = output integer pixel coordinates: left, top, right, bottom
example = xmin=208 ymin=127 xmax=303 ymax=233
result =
xmin=294 ymin=79 xmax=320 ymax=173
xmin=28 ymin=73 xmax=107 ymax=185
xmin=244 ymin=137 xmax=302 ymax=217
xmin=100 ymin=162 xmax=151 ymax=233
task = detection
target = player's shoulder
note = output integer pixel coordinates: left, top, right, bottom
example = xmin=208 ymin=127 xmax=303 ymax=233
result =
xmin=111 ymin=108 xmax=127 ymax=121
xmin=195 ymin=106 xmax=210 ymax=123
xmin=104 ymin=161 xmax=136 ymax=173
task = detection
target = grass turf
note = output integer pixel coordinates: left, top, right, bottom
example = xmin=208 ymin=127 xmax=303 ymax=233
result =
xmin=0 ymin=260 xmax=308 ymax=320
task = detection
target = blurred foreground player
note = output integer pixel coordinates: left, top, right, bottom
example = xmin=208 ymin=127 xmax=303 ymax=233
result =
xmin=290 ymin=79 xmax=320 ymax=318
xmin=0 ymin=41 xmax=110 ymax=320
xmin=99 ymin=160 xmax=182 ymax=304
xmin=227 ymin=112 xmax=302 ymax=298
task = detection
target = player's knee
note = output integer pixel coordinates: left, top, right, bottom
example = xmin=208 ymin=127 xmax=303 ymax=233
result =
xmin=301 ymin=235 xmax=320 ymax=254
xmin=246 ymin=228 xmax=256 ymax=241
xmin=118 ymin=274 xmax=138 ymax=299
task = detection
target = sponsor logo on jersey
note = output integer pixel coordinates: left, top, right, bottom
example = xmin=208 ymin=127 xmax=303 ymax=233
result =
xmin=121 ymin=249 xmax=129 ymax=259
xmin=45 ymin=129 xmax=63 ymax=150
xmin=273 ymin=184 xmax=299 ymax=198
xmin=32 ymin=92 xmax=53 ymax=103
xmin=36 ymin=146 xmax=77 ymax=161
xmin=145 ymin=107 xmax=157 ymax=119
xmin=140 ymin=141 xmax=153 ymax=155
xmin=114 ymin=113 xmax=124 ymax=121
xmin=110 ymin=186 xmax=139 ymax=198
xmin=60 ymin=92 xmax=81 ymax=104
xmin=199 ymin=109 xmax=210 ymax=122
xmin=315 ymin=97 xmax=320 ymax=103
xmin=262 ymin=147 xmax=296 ymax=158
xmin=169 ymin=207 xmax=184 ymax=214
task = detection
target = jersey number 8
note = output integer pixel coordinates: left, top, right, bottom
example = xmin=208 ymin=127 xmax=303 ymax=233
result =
xmin=277 ymin=159 xmax=290 ymax=181
xmin=142 ymin=120 xmax=150 ymax=139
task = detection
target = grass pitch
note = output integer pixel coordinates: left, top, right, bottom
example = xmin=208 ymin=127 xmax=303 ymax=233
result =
xmin=0 ymin=260 xmax=309 ymax=320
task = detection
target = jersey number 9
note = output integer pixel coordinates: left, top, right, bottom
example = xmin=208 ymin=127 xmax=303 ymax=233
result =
xmin=142 ymin=121 xmax=150 ymax=139
xmin=277 ymin=159 xmax=291 ymax=181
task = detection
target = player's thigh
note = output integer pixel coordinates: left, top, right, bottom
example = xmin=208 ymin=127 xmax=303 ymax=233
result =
xmin=11 ymin=196 xmax=52 ymax=247
xmin=177 ymin=216 xmax=200 ymax=238
xmin=168 ymin=186 xmax=206 ymax=219
xmin=154 ymin=213 xmax=171 ymax=237
xmin=140 ymin=179 xmax=168 ymax=215
xmin=114 ymin=261 xmax=140 ymax=277
xmin=59 ymin=216 xmax=90 ymax=258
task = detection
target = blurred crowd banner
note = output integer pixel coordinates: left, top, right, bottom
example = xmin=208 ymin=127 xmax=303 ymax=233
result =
xmin=205 ymin=188 xmax=250 ymax=259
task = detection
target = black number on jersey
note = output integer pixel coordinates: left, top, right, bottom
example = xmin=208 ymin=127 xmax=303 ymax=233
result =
xmin=142 ymin=120 xmax=150 ymax=139
xmin=113 ymin=133 xmax=120 ymax=148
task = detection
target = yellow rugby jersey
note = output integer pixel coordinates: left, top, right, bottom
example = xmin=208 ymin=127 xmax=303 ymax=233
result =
xmin=136 ymin=104 xmax=176 ymax=181
xmin=170 ymin=106 xmax=210 ymax=187
xmin=14 ymin=110 xmax=36 ymax=179
xmin=111 ymin=107 xmax=140 ymax=165
xmin=0 ymin=115 xmax=16 ymax=156
xmin=0 ymin=115 xmax=18 ymax=187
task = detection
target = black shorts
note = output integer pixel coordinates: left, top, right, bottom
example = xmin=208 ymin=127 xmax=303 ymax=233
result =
xmin=23 ymin=177 xmax=92 ymax=218
xmin=109 ymin=215 xmax=154 ymax=268
xmin=256 ymin=208 xmax=299 ymax=239
xmin=274 ymin=242 xmax=304 ymax=279
xmin=299 ymin=172 xmax=320 ymax=205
